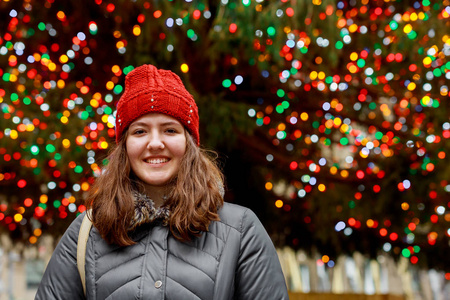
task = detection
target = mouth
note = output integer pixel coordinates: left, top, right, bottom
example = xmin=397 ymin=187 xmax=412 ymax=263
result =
xmin=145 ymin=158 xmax=170 ymax=164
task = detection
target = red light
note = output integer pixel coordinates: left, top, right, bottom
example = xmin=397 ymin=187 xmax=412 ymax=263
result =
xmin=229 ymin=23 xmax=237 ymax=33
xmin=17 ymin=179 xmax=27 ymax=188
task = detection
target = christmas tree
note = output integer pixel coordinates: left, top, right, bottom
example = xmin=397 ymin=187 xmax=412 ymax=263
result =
xmin=0 ymin=0 xmax=449 ymax=272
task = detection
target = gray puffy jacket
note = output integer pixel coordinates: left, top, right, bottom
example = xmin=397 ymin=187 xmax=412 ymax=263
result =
xmin=35 ymin=202 xmax=289 ymax=299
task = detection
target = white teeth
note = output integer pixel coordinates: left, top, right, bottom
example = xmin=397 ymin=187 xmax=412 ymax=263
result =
xmin=146 ymin=158 xmax=169 ymax=164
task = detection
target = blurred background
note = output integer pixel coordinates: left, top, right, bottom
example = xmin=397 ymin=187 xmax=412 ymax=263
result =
xmin=0 ymin=0 xmax=449 ymax=299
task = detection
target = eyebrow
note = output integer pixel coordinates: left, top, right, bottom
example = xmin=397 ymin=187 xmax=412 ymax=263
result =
xmin=129 ymin=121 xmax=183 ymax=127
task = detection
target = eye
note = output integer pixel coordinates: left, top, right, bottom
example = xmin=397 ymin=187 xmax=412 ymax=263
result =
xmin=131 ymin=128 xmax=145 ymax=135
xmin=165 ymin=128 xmax=178 ymax=134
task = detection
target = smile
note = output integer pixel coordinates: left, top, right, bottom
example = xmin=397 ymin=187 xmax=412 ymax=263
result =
xmin=145 ymin=158 xmax=170 ymax=164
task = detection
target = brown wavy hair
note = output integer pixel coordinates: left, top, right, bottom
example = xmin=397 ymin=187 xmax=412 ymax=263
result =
xmin=86 ymin=130 xmax=224 ymax=246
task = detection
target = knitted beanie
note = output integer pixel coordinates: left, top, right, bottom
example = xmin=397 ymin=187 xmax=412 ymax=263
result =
xmin=115 ymin=64 xmax=199 ymax=145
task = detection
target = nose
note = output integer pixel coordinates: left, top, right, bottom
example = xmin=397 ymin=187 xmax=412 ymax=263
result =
xmin=147 ymin=133 xmax=165 ymax=150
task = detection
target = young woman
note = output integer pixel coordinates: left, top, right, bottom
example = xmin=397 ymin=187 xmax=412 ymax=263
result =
xmin=35 ymin=64 xmax=288 ymax=299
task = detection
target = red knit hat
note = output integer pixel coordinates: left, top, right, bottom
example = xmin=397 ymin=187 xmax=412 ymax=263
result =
xmin=115 ymin=64 xmax=199 ymax=145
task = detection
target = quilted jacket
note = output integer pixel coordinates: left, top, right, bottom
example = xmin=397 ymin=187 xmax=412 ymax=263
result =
xmin=35 ymin=202 xmax=289 ymax=299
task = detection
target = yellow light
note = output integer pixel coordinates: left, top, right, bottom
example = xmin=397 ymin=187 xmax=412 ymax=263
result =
xmin=112 ymin=65 xmax=121 ymax=73
xmin=300 ymin=112 xmax=308 ymax=121
xmin=275 ymin=200 xmax=284 ymax=208
xmin=9 ymin=74 xmax=17 ymax=82
xmin=26 ymin=124 xmax=35 ymax=131
xmin=63 ymin=110 xmax=70 ymax=117
xmin=309 ymin=71 xmax=318 ymax=80
xmin=132 ymin=25 xmax=141 ymax=36
xmin=181 ymin=64 xmax=189 ymax=73
xmin=59 ymin=54 xmax=69 ymax=63
xmin=410 ymin=13 xmax=417 ymax=21
xmin=14 ymin=214 xmax=23 ymax=223
xmin=350 ymin=52 xmax=358 ymax=61
xmin=40 ymin=195 xmax=48 ymax=203
xmin=333 ymin=118 xmax=342 ymax=127
xmin=62 ymin=139 xmax=71 ymax=148
xmin=403 ymin=24 xmax=412 ymax=34
xmin=10 ymin=130 xmax=18 ymax=139
xmin=318 ymin=71 xmax=325 ymax=80
xmin=322 ymin=255 xmax=330 ymax=263
xmin=265 ymin=182 xmax=273 ymax=190
xmin=90 ymin=99 xmax=99 ymax=108
xmin=34 ymin=228 xmax=42 ymax=236
xmin=48 ymin=62 xmax=56 ymax=71
xmin=349 ymin=24 xmax=358 ymax=33
xmin=106 ymin=81 xmax=114 ymax=90
xmin=340 ymin=124 xmax=349 ymax=133
xmin=29 ymin=236 xmax=38 ymax=244
xmin=81 ymin=182 xmax=90 ymax=191
xmin=100 ymin=141 xmax=108 ymax=149
xmin=401 ymin=202 xmax=409 ymax=210
xmin=422 ymin=57 xmax=432 ymax=66
xmin=340 ymin=170 xmax=349 ymax=178
xmin=348 ymin=65 xmax=358 ymax=73
xmin=116 ymin=41 xmax=124 ymax=49
xmin=407 ymin=82 xmax=416 ymax=91
xmin=277 ymin=123 xmax=286 ymax=131
xmin=61 ymin=116 xmax=69 ymax=124
xmin=330 ymin=166 xmax=338 ymax=175
xmin=57 ymin=79 xmax=65 ymax=89
xmin=318 ymin=184 xmax=326 ymax=192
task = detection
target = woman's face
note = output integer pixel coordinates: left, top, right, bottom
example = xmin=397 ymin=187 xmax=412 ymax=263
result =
xmin=126 ymin=113 xmax=187 ymax=190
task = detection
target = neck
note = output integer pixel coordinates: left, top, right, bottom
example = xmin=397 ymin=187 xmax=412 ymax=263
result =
xmin=142 ymin=185 xmax=167 ymax=207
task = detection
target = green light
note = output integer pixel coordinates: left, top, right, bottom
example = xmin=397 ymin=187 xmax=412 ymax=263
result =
xmin=275 ymin=105 xmax=284 ymax=114
xmin=187 ymin=29 xmax=195 ymax=39
xmin=2 ymin=73 xmax=10 ymax=81
xmin=33 ymin=168 xmax=41 ymax=175
xmin=38 ymin=22 xmax=46 ymax=31
xmin=222 ymin=79 xmax=232 ymax=88
xmin=242 ymin=0 xmax=251 ymax=6
xmin=357 ymin=58 xmax=365 ymax=68
xmin=413 ymin=245 xmax=420 ymax=253
xmin=300 ymin=47 xmax=308 ymax=54
xmin=30 ymin=145 xmax=40 ymax=155
xmin=422 ymin=0 xmax=430 ymax=6
xmin=375 ymin=132 xmax=383 ymax=140
xmin=335 ymin=41 xmax=343 ymax=49
xmin=348 ymin=201 xmax=355 ymax=209
xmin=256 ymin=118 xmax=263 ymax=126
xmin=46 ymin=144 xmax=56 ymax=153
xmin=432 ymin=68 xmax=442 ymax=77
xmin=113 ymin=85 xmax=123 ymax=94
xmin=38 ymin=203 xmax=47 ymax=210
xmin=324 ymin=138 xmax=331 ymax=145
xmin=123 ymin=65 xmax=134 ymax=75
xmin=276 ymin=89 xmax=285 ymax=97
xmin=401 ymin=248 xmax=411 ymax=258
xmin=54 ymin=153 xmax=61 ymax=160
xmin=104 ymin=107 xmax=112 ymax=114
xmin=11 ymin=93 xmax=19 ymax=101
xmin=325 ymin=76 xmax=333 ymax=84
xmin=53 ymin=200 xmax=61 ymax=208
xmin=408 ymin=31 xmax=417 ymax=39
xmin=290 ymin=68 xmax=298 ymax=75
xmin=23 ymin=97 xmax=31 ymax=105
xmin=281 ymin=101 xmax=289 ymax=109
xmin=80 ymin=111 xmax=89 ymax=120
xmin=340 ymin=137 xmax=349 ymax=145
xmin=27 ymin=28 xmax=35 ymax=36
xmin=74 ymin=166 xmax=83 ymax=173
xmin=267 ymin=26 xmax=276 ymax=36
xmin=369 ymin=102 xmax=377 ymax=110
xmin=389 ymin=21 xmax=398 ymax=30
xmin=432 ymin=99 xmax=439 ymax=108
xmin=312 ymin=121 xmax=320 ymax=129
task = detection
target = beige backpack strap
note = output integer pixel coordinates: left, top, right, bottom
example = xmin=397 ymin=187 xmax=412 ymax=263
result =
xmin=77 ymin=209 xmax=93 ymax=297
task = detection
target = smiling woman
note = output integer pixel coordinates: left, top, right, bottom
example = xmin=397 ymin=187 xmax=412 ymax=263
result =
xmin=35 ymin=64 xmax=289 ymax=300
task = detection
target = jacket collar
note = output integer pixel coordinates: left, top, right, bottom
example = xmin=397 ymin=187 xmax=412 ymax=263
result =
xmin=128 ymin=191 xmax=170 ymax=231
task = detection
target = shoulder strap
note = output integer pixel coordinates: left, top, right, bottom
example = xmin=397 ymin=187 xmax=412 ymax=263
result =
xmin=77 ymin=209 xmax=93 ymax=297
